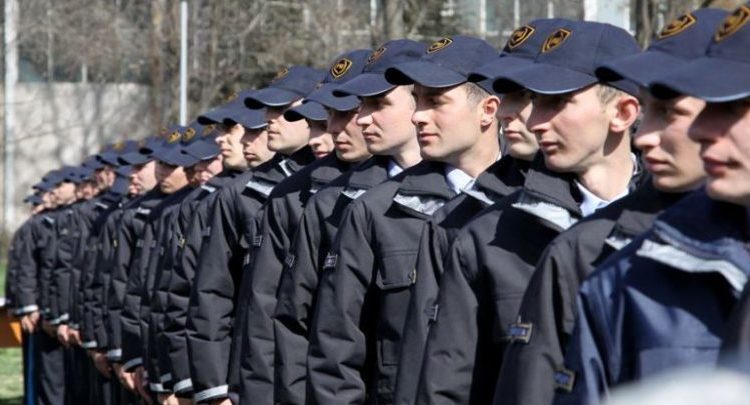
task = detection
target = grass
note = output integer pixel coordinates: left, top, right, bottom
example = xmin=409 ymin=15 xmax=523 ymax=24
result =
xmin=0 ymin=264 xmax=23 ymax=405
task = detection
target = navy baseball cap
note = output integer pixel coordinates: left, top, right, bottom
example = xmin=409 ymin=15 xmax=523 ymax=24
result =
xmin=650 ymin=3 xmax=750 ymax=102
xmin=115 ymin=165 xmax=132 ymax=177
xmin=245 ymin=66 xmax=326 ymax=109
xmin=385 ymin=35 xmax=497 ymax=88
xmin=153 ymin=126 xmax=201 ymax=167
xmin=597 ymin=9 xmax=728 ymax=88
xmin=469 ymin=18 xmax=571 ymax=92
xmin=118 ymin=129 xmax=171 ymax=166
xmin=24 ymin=194 xmax=43 ymax=205
xmin=285 ymin=49 xmax=372 ymax=122
xmin=333 ymin=39 xmax=426 ymax=97
xmin=82 ymin=155 xmax=104 ymax=170
xmin=493 ymin=20 xmax=641 ymax=95
xmin=97 ymin=140 xmax=140 ymax=166
xmin=199 ymin=91 xmax=268 ymax=130
xmin=183 ymin=121 xmax=221 ymax=162
xmin=70 ymin=166 xmax=95 ymax=184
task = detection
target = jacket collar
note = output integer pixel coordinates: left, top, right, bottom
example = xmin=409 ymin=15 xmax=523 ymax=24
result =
xmin=471 ymin=155 xmax=530 ymax=203
xmin=391 ymin=161 xmax=457 ymax=218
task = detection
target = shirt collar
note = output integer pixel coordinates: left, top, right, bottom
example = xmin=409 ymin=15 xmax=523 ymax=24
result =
xmin=575 ymin=180 xmax=629 ymax=217
xmin=388 ymin=160 xmax=404 ymax=178
xmin=444 ymin=165 xmax=475 ymax=194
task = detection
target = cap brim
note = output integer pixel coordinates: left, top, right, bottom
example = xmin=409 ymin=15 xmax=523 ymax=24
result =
xmin=184 ymin=139 xmax=220 ymax=161
xmin=306 ymin=83 xmax=360 ymax=112
xmin=468 ymin=56 xmax=534 ymax=83
xmin=649 ymin=57 xmax=750 ymax=102
xmin=244 ymin=87 xmax=302 ymax=108
xmin=596 ymin=51 xmax=683 ymax=89
xmin=285 ymin=101 xmax=328 ymax=122
xmin=118 ymin=151 xmax=152 ymax=166
xmin=493 ymin=63 xmax=597 ymax=95
xmin=223 ymin=106 xmax=267 ymax=130
xmin=333 ymin=73 xmax=396 ymax=97
xmin=97 ymin=152 xmax=122 ymax=166
xmin=115 ymin=165 xmax=132 ymax=176
xmin=158 ymin=146 xmax=199 ymax=167
xmin=385 ymin=61 xmax=467 ymax=88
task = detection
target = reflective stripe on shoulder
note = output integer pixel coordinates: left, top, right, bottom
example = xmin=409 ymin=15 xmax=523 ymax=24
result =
xmin=245 ymin=178 xmax=276 ymax=197
xmin=393 ymin=193 xmax=446 ymax=216
xmin=636 ymin=238 xmax=748 ymax=293
xmin=512 ymin=192 xmax=578 ymax=231
xmin=341 ymin=187 xmax=367 ymax=200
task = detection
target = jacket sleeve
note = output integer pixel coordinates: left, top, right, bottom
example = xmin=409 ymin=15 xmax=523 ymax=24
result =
xmin=238 ymin=197 xmax=291 ymax=403
xmin=38 ymin=219 xmax=57 ymax=320
xmin=306 ymin=200 xmax=374 ymax=405
xmin=14 ymin=222 xmax=40 ymax=314
xmin=186 ymin=191 xmax=239 ymax=402
xmin=415 ymin=232 xmax=496 ymax=405
xmin=273 ymin=204 xmax=323 ymax=404
xmin=552 ymin=288 xmax=612 ymax=405
xmin=393 ymin=219 xmax=445 ymax=405
xmin=163 ymin=202 xmax=210 ymax=395
xmin=106 ymin=213 xmax=136 ymax=361
xmin=494 ymin=238 xmax=578 ymax=405
xmin=52 ymin=216 xmax=76 ymax=324
xmin=82 ymin=221 xmax=112 ymax=349
xmin=120 ymin=223 xmax=154 ymax=371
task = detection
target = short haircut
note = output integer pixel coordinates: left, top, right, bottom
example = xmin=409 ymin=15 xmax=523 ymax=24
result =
xmin=464 ymin=81 xmax=490 ymax=106
xmin=597 ymin=84 xmax=627 ymax=105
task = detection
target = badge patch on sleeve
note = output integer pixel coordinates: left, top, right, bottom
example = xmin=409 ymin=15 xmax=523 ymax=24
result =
xmin=323 ymin=252 xmax=338 ymax=270
xmin=201 ymin=226 xmax=212 ymax=237
xmin=284 ymin=254 xmax=296 ymax=269
xmin=507 ymin=318 xmax=533 ymax=344
xmin=554 ymin=368 xmax=576 ymax=392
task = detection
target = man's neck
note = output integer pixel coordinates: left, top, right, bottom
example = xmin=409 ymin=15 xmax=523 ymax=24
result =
xmin=576 ymin=151 xmax=634 ymax=201
xmin=390 ymin=143 xmax=422 ymax=170
xmin=448 ymin=134 xmax=500 ymax=178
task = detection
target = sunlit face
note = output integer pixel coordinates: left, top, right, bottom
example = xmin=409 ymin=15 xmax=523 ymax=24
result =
xmin=155 ymin=162 xmax=188 ymax=194
xmin=53 ymin=181 xmax=76 ymax=204
xmin=635 ymin=94 xmax=705 ymax=192
xmin=241 ymin=128 xmax=276 ymax=168
xmin=95 ymin=166 xmax=114 ymax=190
xmin=499 ymin=90 xmax=538 ymax=160
xmin=689 ymin=98 xmax=750 ymax=205
xmin=192 ymin=154 xmax=224 ymax=185
xmin=308 ymin=120 xmax=335 ymax=159
xmin=527 ymin=85 xmax=615 ymax=173
xmin=129 ymin=160 xmax=157 ymax=195
xmin=266 ymin=99 xmax=311 ymax=154
xmin=412 ymin=83 xmax=492 ymax=165
xmin=356 ymin=86 xmax=417 ymax=156
xmin=327 ymin=109 xmax=371 ymax=162
xmin=215 ymin=124 xmax=247 ymax=170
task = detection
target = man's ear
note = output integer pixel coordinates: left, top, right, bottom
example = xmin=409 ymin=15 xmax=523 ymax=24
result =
xmin=609 ymin=94 xmax=640 ymax=134
xmin=480 ymin=95 xmax=501 ymax=128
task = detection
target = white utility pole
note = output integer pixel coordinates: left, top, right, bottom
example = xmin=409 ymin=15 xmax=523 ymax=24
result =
xmin=4 ymin=0 xmax=18 ymax=232
xmin=179 ymin=0 xmax=188 ymax=125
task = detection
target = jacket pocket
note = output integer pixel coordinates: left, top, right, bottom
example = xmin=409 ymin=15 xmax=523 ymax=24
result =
xmin=375 ymin=250 xmax=418 ymax=291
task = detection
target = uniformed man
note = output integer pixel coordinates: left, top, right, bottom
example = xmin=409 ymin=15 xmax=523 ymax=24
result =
xmin=272 ymin=39 xmax=425 ymax=405
xmin=106 ymin=133 xmax=169 ymax=399
xmin=163 ymin=102 xmax=268 ymax=404
xmin=306 ymin=35 xmax=500 ymax=404
xmin=415 ymin=21 xmax=644 ymax=404
xmin=556 ymin=4 xmax=750 ymax=403
xmin=494 ymin=9 xmax=726 ymax=405
xmin=232 ymin=49 xmax=371 ymax=404
xmin=392 ymin=19 xmax=565 ymax=405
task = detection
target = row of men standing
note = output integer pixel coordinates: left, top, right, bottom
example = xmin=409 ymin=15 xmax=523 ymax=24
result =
xmin=5 ymin=4 xmax=750 ymax=405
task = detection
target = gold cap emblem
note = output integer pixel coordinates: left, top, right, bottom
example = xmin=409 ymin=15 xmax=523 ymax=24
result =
xmin=368 ymin=46 xmax=387 ymax=64
xmin=507 ymin=25 xmax=536 ymax=50
xmin=427 ymin=37 xmax=453 ymax=54
xmin=542 ymin=29 xmax=571 ymax=53
xmin=658 ymin=13 xmax=696 ymax=39
xmin=715 ymin=5 xmax=750 ymax=42
xmin=168 ymin=131 xmax=181 ymax=143
xmin=184 ymin=127 xmax=196 ymax=142
xmin=331 ymin=58 xmax=353 ymax=79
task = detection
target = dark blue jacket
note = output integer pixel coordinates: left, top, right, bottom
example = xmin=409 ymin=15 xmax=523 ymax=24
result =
xmin=555 ymin=189 xmax=750 ymax=405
